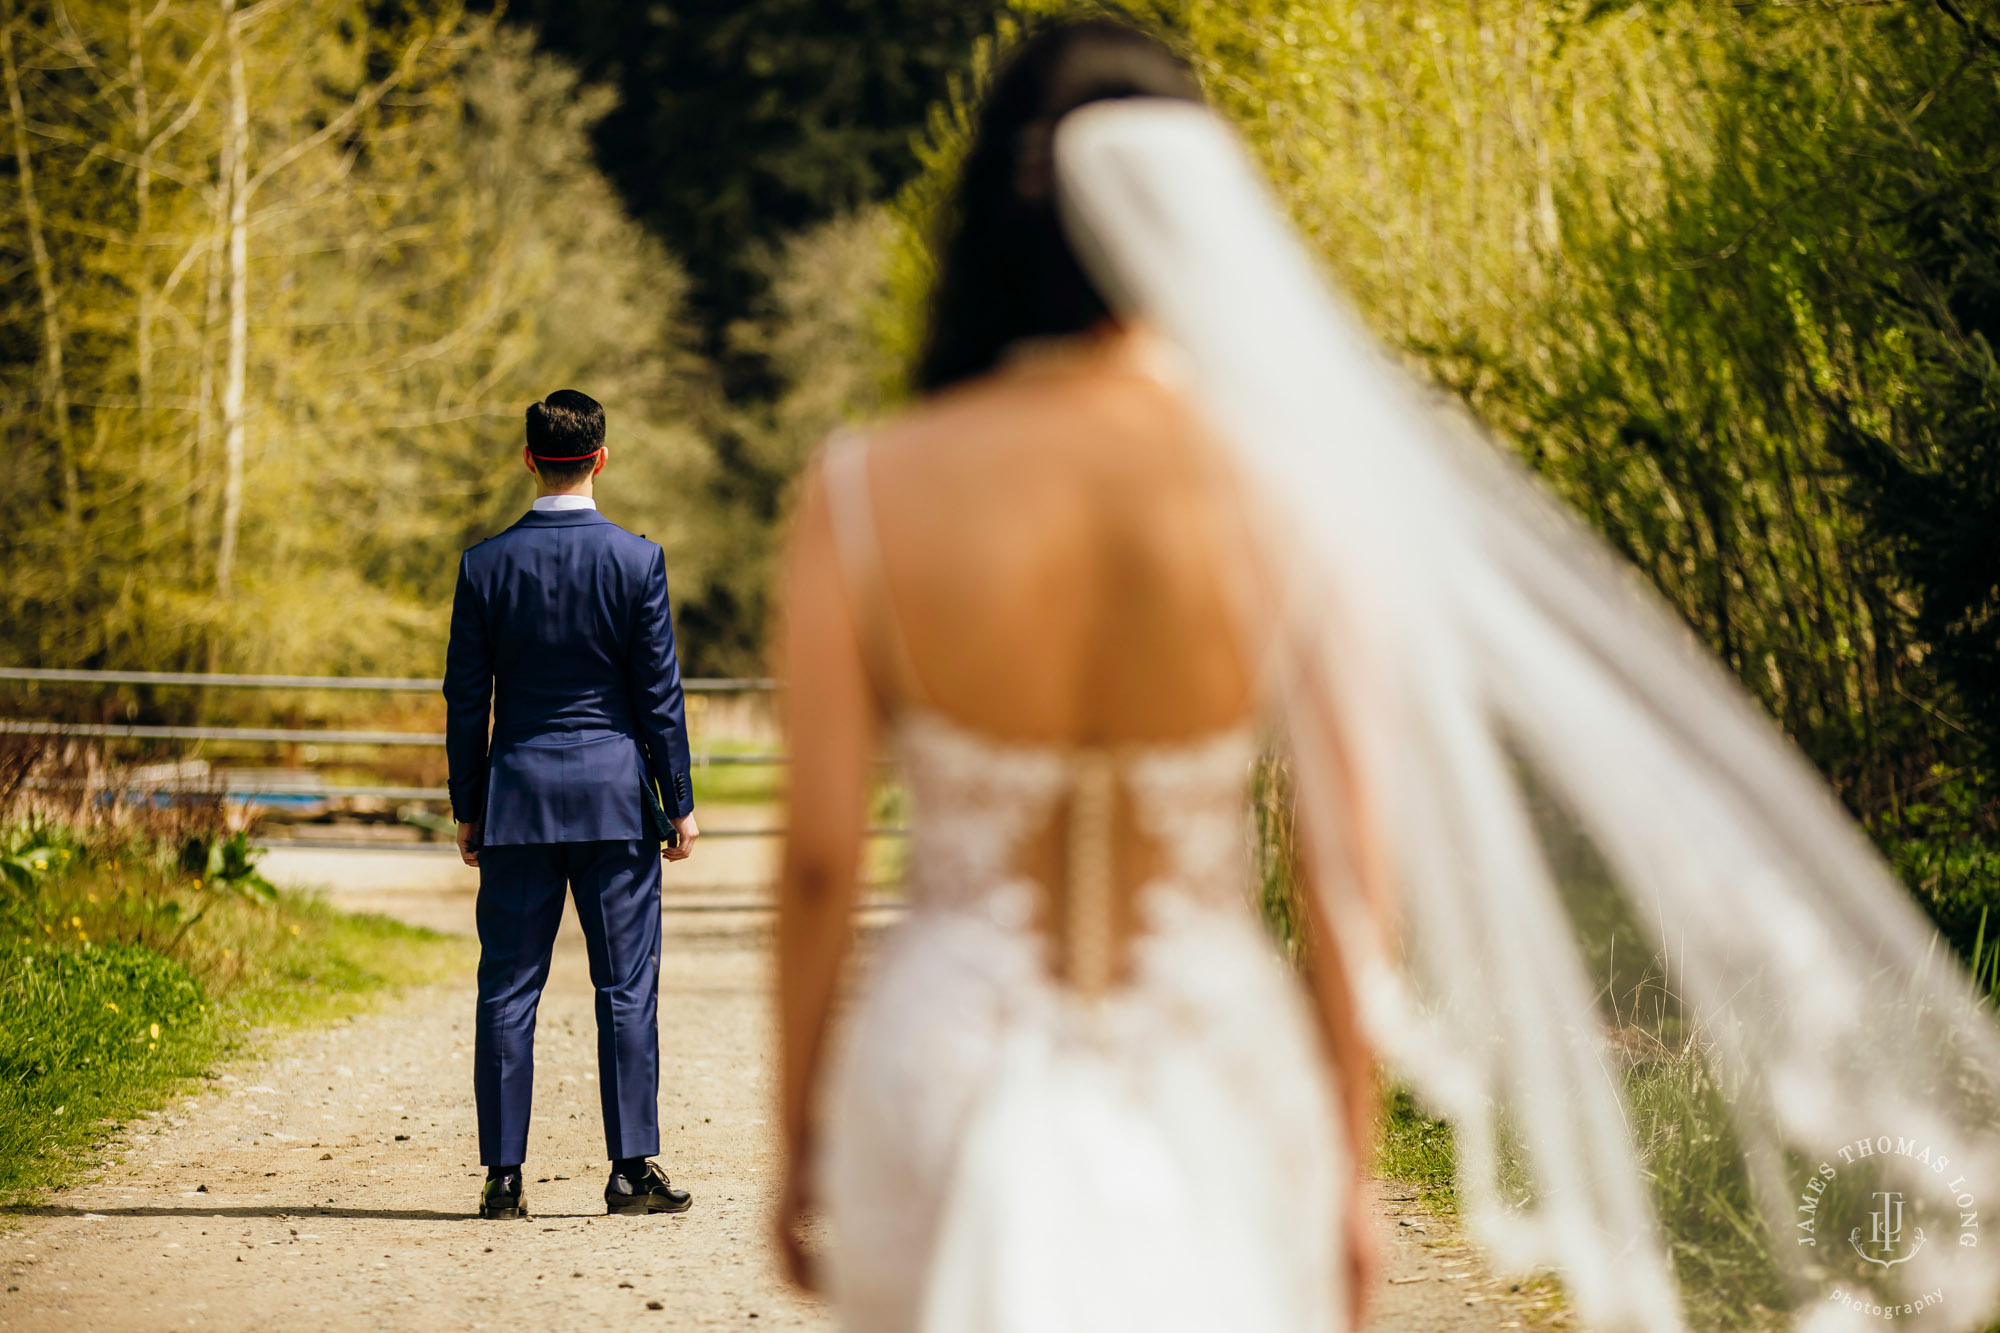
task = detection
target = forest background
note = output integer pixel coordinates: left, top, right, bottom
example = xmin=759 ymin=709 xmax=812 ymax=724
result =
xmin=3 ymin=0 xmax=1999 ymax=957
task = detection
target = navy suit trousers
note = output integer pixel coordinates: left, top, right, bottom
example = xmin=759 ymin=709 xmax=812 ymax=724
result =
xmin=473 ymin=841 xmax=661 ymax=1165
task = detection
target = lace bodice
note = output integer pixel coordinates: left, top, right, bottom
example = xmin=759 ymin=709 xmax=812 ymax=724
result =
xmin=819 ymin=705 xmax=1345 ymax=1333
xmin=894 ymin=705 xmax=1261 ymax=992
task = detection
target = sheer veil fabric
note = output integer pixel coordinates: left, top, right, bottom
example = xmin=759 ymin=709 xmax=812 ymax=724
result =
xmin=1052 ymin=100 xmax=2000 ymax=1333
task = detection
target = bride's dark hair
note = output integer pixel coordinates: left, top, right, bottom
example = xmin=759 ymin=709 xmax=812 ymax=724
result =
xmin=915 ymin=19 xmax=1201 ymax=394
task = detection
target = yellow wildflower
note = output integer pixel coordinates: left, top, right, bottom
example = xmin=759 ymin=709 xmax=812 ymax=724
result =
xmin=33 ymin=857 xmax=47 ymax=870
xmin=150 ymin=1023 xmax=160 ymax=1040
xmin=290 ymin=925 xmax=300 ymax=936
xmin=69 ymin=916 xmax=81 ymax=928
xmin=104 ymin=1002 xmax=119 ymax=1013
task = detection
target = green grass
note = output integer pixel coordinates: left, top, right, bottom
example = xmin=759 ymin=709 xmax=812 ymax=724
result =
xmin=687 ymin=738 xmax=790 ymax=806
xmin=690 ymin=763 xmax=785 ymax=807
xmin=0 ymin=816 xmax=467 ymax=1204
xmin=1245 ymin=754 xmax=2000 ymax=1331
xmin=1248 ymin=755 xmax=1793 ymax=1329
xmin=0 ymin=940 xmax=209 ymax=1200
xmin=1621 ymin=1052 xmax=1788 ymax=1333
xmin=1376 ymin=1086 xmax=1457 ymax=1208
xmin=1365 ymin=1058 xmax=1791 ymax=1330
xmin=1250 ymin=757 xmax=1461 ymax=1208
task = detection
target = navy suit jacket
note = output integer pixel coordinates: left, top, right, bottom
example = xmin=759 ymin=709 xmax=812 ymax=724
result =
xmin=443 ymin=507 xmax=694 ymax=846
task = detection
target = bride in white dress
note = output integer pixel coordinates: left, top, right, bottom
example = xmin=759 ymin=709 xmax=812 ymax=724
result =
xmin=772 ymin=26 xmax=1375 ymax=1333
xmin=775 ymin=18 xmax=2000 ymax=1333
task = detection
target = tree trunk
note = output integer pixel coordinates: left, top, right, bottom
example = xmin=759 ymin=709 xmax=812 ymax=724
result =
xmin=1 ymin=10 xmax=81 ymax=582
xmin=195 ymin=235 xmax=222 ymax=588
xmin=215 ymin=0 xmax=248 ymax=598
xmin=131 ymin=1 xmax=155 ymax=551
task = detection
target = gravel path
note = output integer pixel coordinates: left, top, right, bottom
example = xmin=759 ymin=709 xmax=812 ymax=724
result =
xmin=0 ymin=850 xmax=1551 ymax=1332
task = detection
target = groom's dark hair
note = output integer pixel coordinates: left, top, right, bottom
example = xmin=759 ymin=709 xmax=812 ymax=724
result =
xmin=916 ymin=19 xmax=1201 ymax=393
xmin=525 ymin=389 xmax=605 ymax=484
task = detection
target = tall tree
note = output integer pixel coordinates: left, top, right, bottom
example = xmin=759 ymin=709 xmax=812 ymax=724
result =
xmin=495 ymin=0 xmax=1005 ymax=388
xmin=0 ymin=4 xmax=717 ymax=681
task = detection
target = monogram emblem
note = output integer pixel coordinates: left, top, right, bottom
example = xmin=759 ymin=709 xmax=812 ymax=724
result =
xmin=1850 ymin=1191 xmax=1927 ymax=1268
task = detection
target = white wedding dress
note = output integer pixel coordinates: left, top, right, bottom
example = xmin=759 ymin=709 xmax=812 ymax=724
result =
xmin=812 ymin=440 xmax=1348 ymax=1333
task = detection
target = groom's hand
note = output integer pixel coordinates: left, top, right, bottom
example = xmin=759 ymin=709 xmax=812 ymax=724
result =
xmin=665 ymin=812 xmax=698 ymax=862
xmin=456 ymin=821 xmax=480 ymax=868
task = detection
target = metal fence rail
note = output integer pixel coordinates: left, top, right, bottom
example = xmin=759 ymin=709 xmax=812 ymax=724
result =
xmin=2 ymin=670 xmax=807 ymax=841
xmin=4 ymin=719 xmax=445 ymax=745
xmin=253 ymin=828 xmax=904 ymax=850
xmin=2 ymin=669 xmax=780 ymax=754
xmin=0 ymin=666 xmax=774 ymax=693
xmin=1 ymin=718 xmax=786 ymax=761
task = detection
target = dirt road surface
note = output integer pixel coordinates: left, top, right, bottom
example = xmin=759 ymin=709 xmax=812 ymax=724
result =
xmin=0 ymin=846 xmax=1549 ymax=1331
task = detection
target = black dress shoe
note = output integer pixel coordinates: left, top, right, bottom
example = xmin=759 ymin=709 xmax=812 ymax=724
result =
xmin=605 ymin=1160 xmax=692 ymax=1215
xmin=479 ymin=1170 xmax=527 ymax=1220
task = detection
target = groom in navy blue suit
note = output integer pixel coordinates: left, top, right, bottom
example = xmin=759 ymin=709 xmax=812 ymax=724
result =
xmin=444 ymin=389 xmax=700 ymax=1220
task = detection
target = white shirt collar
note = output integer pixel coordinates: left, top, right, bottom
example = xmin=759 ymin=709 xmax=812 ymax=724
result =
xmin=532 ymin=494 xmax=597 ymax=513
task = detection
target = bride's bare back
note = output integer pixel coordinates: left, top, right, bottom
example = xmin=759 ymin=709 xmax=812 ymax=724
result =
xmin=810 ymin=331 xmax=1279 ymax=1001
xmin=841 ymin=332 xmax=1270 ymax=744
xmin=789 ymin=332 xmax=1281 ymax=990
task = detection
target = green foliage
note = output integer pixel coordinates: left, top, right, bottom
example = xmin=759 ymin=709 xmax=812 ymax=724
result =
xmin=1871 ymin=768 xmax=2000 ymax=977
xmin=0 ymin=822 xmax=77 ymax=893
xmin=1376 ymin=1087 xmax=1456 ymax=1208
xmin=871 ymin=1 xmax=2000 ymax=834
xmin=0 ymin=6 xmax=717 ymax=682
xmin=1814 ymin=10 xmax=2000 ymax=767
xmin=485 ymin=2 xmax=1012 ymax=669
xmin=1250 ymin=750 xmax=1304 ymax=961
xmin=1622 ymin=1047 xmax=1787 ymax=1331
xmin=495 ymin=0 xmax=1007 ymax=369
xmin=0 ymin=814 xmax=463 ymax=1201
xmin=178 ymin=830 xmax=276 ymax=903
xmin=0 ymin=940 xmax=210 ymax=1200
xmin=1973 ymin=908 xmax=2000 ymax=1005
xmin=0 ymin=942 xmax=204 ymax=1085
xmin=687 ymin=208 xmax=911 ymax=668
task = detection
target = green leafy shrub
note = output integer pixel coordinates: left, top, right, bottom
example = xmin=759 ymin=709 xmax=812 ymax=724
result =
xmin=177 ymin=831 xmax=277 ymax=903
xmin=1870 ymin=769 xmax=2000 ymax=993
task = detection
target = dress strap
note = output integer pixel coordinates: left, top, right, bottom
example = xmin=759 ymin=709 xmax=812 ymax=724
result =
xmin=821 ymin=433 xmax=931 ymax=711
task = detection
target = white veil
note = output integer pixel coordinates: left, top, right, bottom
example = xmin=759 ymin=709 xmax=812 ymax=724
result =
xmin=1053 ymin=100 xmax=2000 ymax=1333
